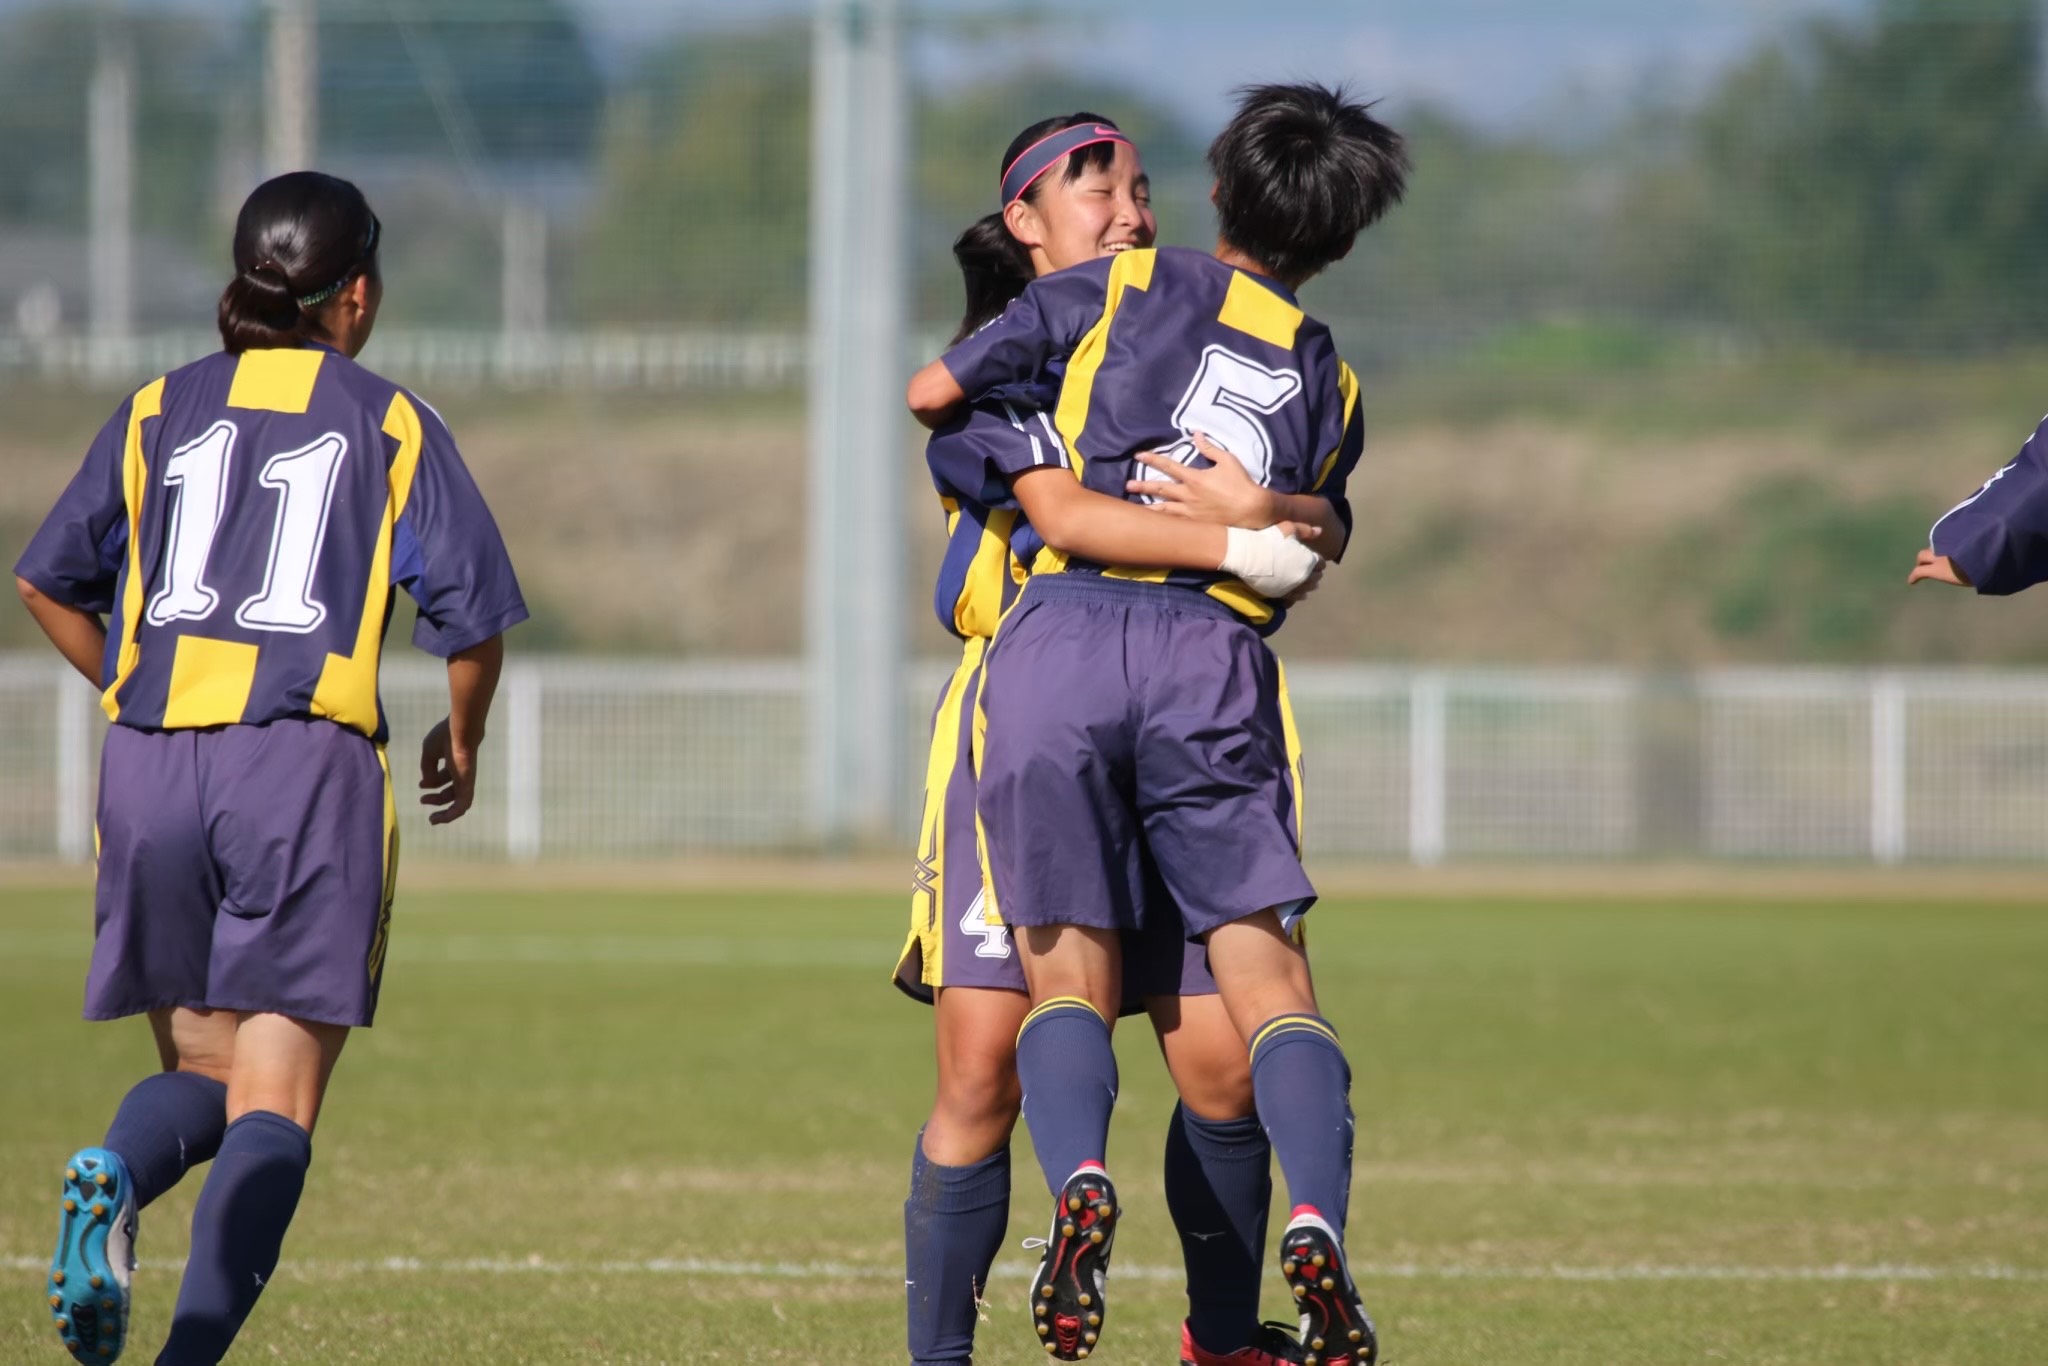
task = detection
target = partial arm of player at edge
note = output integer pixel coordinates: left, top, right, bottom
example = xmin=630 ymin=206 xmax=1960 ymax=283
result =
xmin=1912 ymin=413 xmax=2048 ymax=593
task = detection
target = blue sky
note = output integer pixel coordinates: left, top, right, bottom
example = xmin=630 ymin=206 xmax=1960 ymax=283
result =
xmin=575 ymin=0 xmax=1869 ymax=129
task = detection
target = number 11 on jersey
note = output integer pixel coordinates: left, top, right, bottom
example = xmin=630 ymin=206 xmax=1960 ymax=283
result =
xmin=145 ymin=419 xmax=349 ymax=634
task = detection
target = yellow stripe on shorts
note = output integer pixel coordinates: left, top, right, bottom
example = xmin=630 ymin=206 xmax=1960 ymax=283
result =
xmin=367 ymin=745 xmax=399 ymax=986
xmin=1275 ymin=656 xmax=1306 ymax=849
xmin=905 ymin=636 xmax=986 ymax=990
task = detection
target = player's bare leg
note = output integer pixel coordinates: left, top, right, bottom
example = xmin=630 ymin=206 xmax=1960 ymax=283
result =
xmin=153 ymin=1012 xmax=346 ymax=1365
xmin=924 ymin=987 xmax=1029 ymax=1164
xmin=1206 ymin=914 xmax=1377 ymax=1366
xmin=1015 ymin=926 xmax=1123 ymax=1359
xmin=46 ymin=1008 xmax=238 ymax=1363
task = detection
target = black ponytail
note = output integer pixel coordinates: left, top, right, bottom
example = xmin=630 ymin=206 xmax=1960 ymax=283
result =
xmin=949 ymin=212 xmax=1035 ymax=343
xmin=950 ymin=111 xmax=1128 ymax=343
xmin=217 ymin=171 xmax=381 ymax=354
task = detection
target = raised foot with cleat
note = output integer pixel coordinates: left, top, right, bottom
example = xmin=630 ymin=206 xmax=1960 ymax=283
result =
xmin=1027 ymin=1165 xmax=1119 ymax=1361
xmin=1279 ymin=1209 xmax=1377 ymax=1366
xmin=48 ymin=1147 xmax=137 ymax=1364
xmin=1180 ymin=1318 xmax=1312 ymax=1365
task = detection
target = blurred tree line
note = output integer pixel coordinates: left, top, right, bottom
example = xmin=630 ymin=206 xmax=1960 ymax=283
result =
xmin=0 ymin=0 xmax=2043 ymax=353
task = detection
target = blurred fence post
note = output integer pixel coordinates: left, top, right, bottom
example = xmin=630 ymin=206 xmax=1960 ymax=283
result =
xmin=264 ymin=0 xmax=318 ymax=176
xmin=806 ymin=0 xmax=906 ymax=848
xmin=55 ymin=667 xmax=94 ymax=864
xmin=1409 ymin=672 xmax=1447 ymax=866
xmin=500 ymin=201 xmax=547 ymax=340
xmin=505 ymin=665 xmax=543 ymax=863
xmin=87 ymin=12 xmax=134 ymax=380
xmin=1870 ymin=674 xmax=1907 ymax=865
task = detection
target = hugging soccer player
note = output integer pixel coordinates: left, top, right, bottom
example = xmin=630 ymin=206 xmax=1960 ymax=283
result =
xmin=908 ymin=82 xmax=1409 ymax=1364
xmin=901 ymin=112 xmax=1336 ymax=1366
xmin=14 ymin=172 xmax=524 ymax=1365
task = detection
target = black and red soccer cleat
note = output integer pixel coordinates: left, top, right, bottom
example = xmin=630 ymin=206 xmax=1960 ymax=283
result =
xmin=1278 ymin=1208 xmax=1378 ymax=1366
xmin=1180 ymin=1318 xmax=1311 ymax=1365
xmin=1026 ymin=1164 xmax=1119 ymax=1360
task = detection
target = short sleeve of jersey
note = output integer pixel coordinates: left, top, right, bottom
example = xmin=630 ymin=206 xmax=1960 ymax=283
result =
xmin=1311 ymin=356 xmax=1366 ymax=553
xmin=940 ymin=258 xmax=1114 ymax=398
xmin=926 ymin=381 xmax=1070 ymax=506
xmin=14 ymin=393 xmax=133 ymax=614
xmin=390 ymin=395 xmax=529 ymax=656
xmin=1930 ymin=414 xmax=2048 ymax=595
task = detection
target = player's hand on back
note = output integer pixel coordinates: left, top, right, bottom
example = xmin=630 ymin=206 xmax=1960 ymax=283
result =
xmin=1269 ymin=523 xmax=1327 ymax=604
xmin=1283 ymin=557 xmax=1327 ymax=605
xmin=1130 ymin=432 xmax=1280 ymax=529
xmin=418 ymin=718 xmax=479 ymax=825
xmin=1908 ymin=548 xmax=1973 ymax=588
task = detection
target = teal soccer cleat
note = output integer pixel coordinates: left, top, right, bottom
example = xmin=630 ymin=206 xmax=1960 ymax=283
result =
xmin=47 ymin=1148 xmax=137 ymax=1363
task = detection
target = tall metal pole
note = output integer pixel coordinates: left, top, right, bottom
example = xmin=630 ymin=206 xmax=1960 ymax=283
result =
xmin=808 ymin=0 xmax=906 ymax=847
xmin=848 ymin=0 xmax=907 ymax=844
xmin=806 ymin=0 xmax=854 ymax=846
xmin=265 ymin=0 xmax=318 ymax=176
xmin=87 ymin=10 xmax=134 ymax=360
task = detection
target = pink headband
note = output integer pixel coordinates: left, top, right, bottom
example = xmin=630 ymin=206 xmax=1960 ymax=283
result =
xmin=1001 ymin=123 xmax=1134 ymax=205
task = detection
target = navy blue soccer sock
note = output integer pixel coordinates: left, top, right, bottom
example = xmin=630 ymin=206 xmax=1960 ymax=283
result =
xmin=103 ymin=1071 xmax=229 ymax=1211
xmin=904 ymin=1131 xmax=1011 ymax=1366
xmin=1249 ymin=1015 xmax=1354 ymax=1239
xmin=157 ymin=1111 xmax=311 ymax=1366
xmin=1013 ymin=997 xmax=1118 ymax=1195
xmin=1166 ymin=1103 xmax=1272 ymax=1356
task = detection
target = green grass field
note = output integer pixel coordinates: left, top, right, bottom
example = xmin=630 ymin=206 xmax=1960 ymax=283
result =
xmin=3 ymin=887 xmax=2046 ymax=1364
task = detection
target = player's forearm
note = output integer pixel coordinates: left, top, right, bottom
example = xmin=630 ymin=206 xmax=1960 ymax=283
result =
xmin=1274 ymin=493 xmax=1348 ymax=560
xmin=1014 ymin=472 xmax=1226 ymax=570
xmin=445 ymin=635 xmax=504 ymax=753
xmin=16 ymin=577 xmax=105 ymax=686
xmin=907 ymin=360 xmax=967 ymax=430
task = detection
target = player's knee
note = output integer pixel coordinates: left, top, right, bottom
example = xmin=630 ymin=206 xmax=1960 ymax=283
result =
xmin=934 ymin=1047 xmax=1023 ymax=1130
xmin=1164 ymin=1028 xmax=1256 ymax=1120
xmin=1179 ymin=1057 xmax=1255 ymax=1122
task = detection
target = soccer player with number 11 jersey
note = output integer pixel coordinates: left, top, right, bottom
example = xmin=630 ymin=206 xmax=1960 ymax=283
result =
xmin=15 ymin=171 xmax=524 ymax=1366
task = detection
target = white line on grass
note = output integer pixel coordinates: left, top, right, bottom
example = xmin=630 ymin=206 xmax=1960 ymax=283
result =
xmin=7 ymin=1254 xmax=2044 ymax=1284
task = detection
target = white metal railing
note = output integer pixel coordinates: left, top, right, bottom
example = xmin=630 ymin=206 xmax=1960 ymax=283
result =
xmin=8 ymin=654 xmax=2048 ymax=865
xmin=0 ymin=330 xmax=812 ymax=392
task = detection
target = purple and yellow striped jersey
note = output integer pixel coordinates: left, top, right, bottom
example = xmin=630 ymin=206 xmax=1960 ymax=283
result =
xmin=15 ymin=344 xmax=526 ymax=742
xmin=939 ymin=246 xmax=1365 ymax=633
xmin=923 ymin=374 xmax=1061 ymax=641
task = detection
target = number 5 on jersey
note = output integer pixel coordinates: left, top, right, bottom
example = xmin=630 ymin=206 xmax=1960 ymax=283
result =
xmin=146 ymin=419 xmax=349 ymax=634
xmin=1137 ymin=343 xmax=1303 ymax=497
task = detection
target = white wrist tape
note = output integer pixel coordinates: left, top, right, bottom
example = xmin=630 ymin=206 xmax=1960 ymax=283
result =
xmin=1219 ymin=524 xmax=1320 ymax=598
